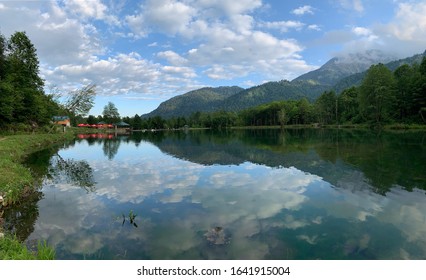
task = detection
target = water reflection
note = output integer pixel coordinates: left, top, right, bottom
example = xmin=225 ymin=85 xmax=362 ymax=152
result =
xmin=3 ymin=129 xmax=426 ymax=259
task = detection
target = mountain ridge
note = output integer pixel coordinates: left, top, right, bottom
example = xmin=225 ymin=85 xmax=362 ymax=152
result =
xmin=143 ymin=50 xmax=425 ymax=119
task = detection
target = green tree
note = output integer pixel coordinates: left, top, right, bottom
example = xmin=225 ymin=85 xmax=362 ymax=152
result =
xmin=359 ymin=64 xmax=396 ymax=126
xmin=102 ymin=102 xmax=120 ymax=124
xmin=5 ymin=31 xmax=52 ymax=125
xmin=0 ymin=33 xmax=14 ymax=125
xmin=315 ymin=91 xmax=337 ymax=124
xmin=297 ymin=98 xmax=312 ymax=124
xmin=86 ymin=115 xmax=97 ymax=125
xmin=414 ymin=57 xmax=426 ymax=123
xmin=338 ymin=87 xmax=360 ymax=123
xmin=0 ymin=33 xmax=6 ymax=80
xmin=278 ymin=108 xmax=287 ymax=128
xmin=63 ymin=84 xmax=96 ymax=117
xmin=394 ymin=64 xmax=416 ymax=122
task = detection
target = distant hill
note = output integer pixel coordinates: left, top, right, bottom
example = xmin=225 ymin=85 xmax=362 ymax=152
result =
xmin=143 ymin=86 xmax=243 ymax=118
xmin=220 ymin=80 xmax=330 ymax=111
xmin=143 ymin=50 xmax=425 ymax=118
xmin=294 ymin=49 xmax=397 ymax=85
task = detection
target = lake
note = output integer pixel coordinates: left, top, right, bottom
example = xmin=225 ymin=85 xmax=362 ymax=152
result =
xmin=4 ymin=128 xmax=426 ymax=259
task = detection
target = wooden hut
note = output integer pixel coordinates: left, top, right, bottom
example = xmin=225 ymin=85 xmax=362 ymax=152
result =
xmin=52 ymin=116 xmax=71 ymax=127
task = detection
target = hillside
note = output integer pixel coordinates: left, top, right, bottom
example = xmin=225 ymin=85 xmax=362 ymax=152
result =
xmin=220 ymin=80 xmax=330 ymax=111
xmin=143 ymin=86 xmax=243 ymax=118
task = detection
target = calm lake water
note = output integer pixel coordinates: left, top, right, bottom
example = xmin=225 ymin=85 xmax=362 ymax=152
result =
xmin=4 ymin=128 xmax=426 ymax=259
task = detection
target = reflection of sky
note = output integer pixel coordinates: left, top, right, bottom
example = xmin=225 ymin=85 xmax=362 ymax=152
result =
xmin=27 ymin=140 xmax=426 ymax=260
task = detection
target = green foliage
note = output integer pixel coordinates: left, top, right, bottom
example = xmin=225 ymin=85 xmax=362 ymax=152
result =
xmin=0 ymin=31 xmax=63 ymax=128
xmin=315 ymin=91 xmax=337 ymax=124
xmin=222 ymin=80 xmax=329 ymax=112
xmin=102 ymin=101 xmax=120 ymax=123
xmin=359 ymin=64 xmax=396 ymax=126
xmin=0 ymin=234 xmax=55 ymax=260
xmin=63 ymin=84 xmax=96 ymax=117
xmin=144 ymin=86 xmax=243 ymax=118
xmin=338 ymin=87 xmax=360 ymax=123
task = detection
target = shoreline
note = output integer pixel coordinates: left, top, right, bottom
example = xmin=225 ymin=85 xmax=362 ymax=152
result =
xmin=0 ymin=131 xmax=76 ymax=207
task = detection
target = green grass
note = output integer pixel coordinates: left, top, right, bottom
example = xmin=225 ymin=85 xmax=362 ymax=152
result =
xmin=0 ymin=234 xmax=55 ymax=260
xmin=0 ymin=130 xmax=75 ymax=206
xmin=0 ymin=129 xmax=75 ymax=260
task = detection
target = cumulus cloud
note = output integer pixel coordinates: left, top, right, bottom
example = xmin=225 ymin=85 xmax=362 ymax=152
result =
xmin=124 ymin=0 xmax=315 ymax=82
xmin=385 ymin=2 xmax=426 ymax=41
xmin=0 ymin=0 xmax=319 ymax=99
xmin=291 ymin=5 xmax=314 ymax=16
xmin=336 ymin=2 xmax=426 ymax=57
xmin=157 ymin=50 xmax=188 ymax=65
xmin=126 ymin=0 xmax=196 ymax=37
xmin=65 ymin=0 xmax=107 ymax=20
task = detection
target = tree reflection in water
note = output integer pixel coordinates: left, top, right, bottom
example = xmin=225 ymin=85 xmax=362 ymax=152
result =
xmin=49 ymin=154 xmax=96 ymax=193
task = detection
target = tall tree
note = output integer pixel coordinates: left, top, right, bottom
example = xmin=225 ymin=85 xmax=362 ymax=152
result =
xmin=6 ymin=31 xmax=49 ymax=125
xmin=102 ymin=102 xmax=120 ymax=123
xmin=359 ymin=63 xmax=396 ymax=126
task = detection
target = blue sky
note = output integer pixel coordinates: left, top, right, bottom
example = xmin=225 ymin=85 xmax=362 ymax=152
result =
xmin=1 ymin=0 xmax=425 ymax=117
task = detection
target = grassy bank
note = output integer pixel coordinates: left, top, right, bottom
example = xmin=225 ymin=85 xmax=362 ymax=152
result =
xmin=0 ymin=131 xmax=75 ymax=206
xmin=0 ymin=234 xmax=55 ymax=260
xmin=0 ymin=130 xmax=75 ymax=260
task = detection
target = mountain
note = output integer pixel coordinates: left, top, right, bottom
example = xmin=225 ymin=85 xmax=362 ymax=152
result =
xmin=143 ymin=86 xmax=243 ymax=118
xmin=332 ymin=50 xmax=426 ymax=93
xmin=143 ymin=50 xmax=425 ymax=118
xmin=293 ymin=49 xmax=398 ymax=85
xmin=220 ymin=80 xmax=329 ymax=111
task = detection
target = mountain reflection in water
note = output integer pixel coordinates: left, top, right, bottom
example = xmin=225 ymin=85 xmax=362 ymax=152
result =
xmin=4 ymin=128 xmax=425 ymax=259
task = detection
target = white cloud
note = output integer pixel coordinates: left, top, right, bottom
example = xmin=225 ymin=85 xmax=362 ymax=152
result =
xmin=0 ymin=0 xmax=318 ymax=99
xmin=340 ymin=2 xmax=426 ymax=57
xmin=0 ymin=1 xmax=104 ymax=66
xmin=64 ymin=0 xmax=120 ymax=25
xmin=126 ymin=0 xmax=196 ymax=37
xmin=195 ymin=0 xmax=262 ymax=16
xmin=157 ymin=50 xmax=188 ymax=65
xmin=338 ymin=0 xmax=364 ymax=13
xmin=352 ymin=26 xmax=371 ymax=36
xmin=259 ymin=20 xmax=305 ymax=33
xmin=123 ymin=0 xmax=316 ymax=82
xmin=292 ymin=5 xmax=314 ymax=15
xmin=65 ymin=0 xmax=107 ymax=20
xmin=44 ymin=52 xmax=165 ymax=96
xmin=386 ymin=2 xmax=426 ymax=41
xmin=308 ymin=24 xmax=321 ymax=31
